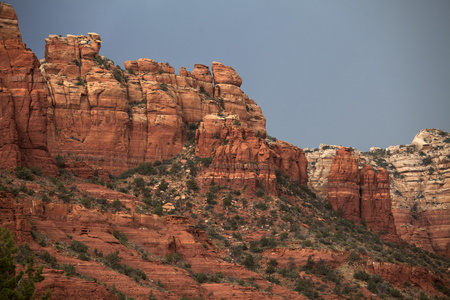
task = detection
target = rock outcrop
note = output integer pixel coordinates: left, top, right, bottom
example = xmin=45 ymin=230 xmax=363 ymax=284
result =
xmin=327 ymin=147 xmax=398 ymax=240
xmin=386 ymin=129 xmax=450 ymax=256
xmin=307 ymin=129 xmax=450 ymax=256
xmin=0 ymin=3 xmax=57 ymax=174
xmin=0 ymin=189 xmax=304 ymax=300
xmin=195 ymin=114 xmax=307 ymax=194
xmin=41 ymin=34 xmax=267 ymax=176
xmin=328 ymin=147 xmax=361 ymax=222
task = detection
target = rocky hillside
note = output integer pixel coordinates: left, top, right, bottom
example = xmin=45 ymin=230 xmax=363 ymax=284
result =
xmin=0 ymin=3 xmax=449 ymax=300
xmin=306 ymin=129 xmax=450 ymax=257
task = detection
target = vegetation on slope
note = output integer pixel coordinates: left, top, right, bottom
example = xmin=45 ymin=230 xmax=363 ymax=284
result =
xmin=0 ymin=140 xmax=449 ymax=299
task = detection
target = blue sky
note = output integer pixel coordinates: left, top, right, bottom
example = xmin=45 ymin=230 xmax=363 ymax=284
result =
xmin=10 ymin=0 xmax=450 ymax=151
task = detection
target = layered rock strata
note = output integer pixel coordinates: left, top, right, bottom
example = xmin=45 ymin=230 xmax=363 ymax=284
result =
xmin=0 ymin=3 xmax=57 ymax=174
xmin=328 ymin=147 xmax=398 ymax=239
xmin=0 ymin=190 xmax=303 ymax=299
xmin=307 ymin=129 xmax=450 ymax=256
xmin=195 ymin=114 xmax=307 ymax=194
xmin=41 ymin=34 xmax=266 ymax=176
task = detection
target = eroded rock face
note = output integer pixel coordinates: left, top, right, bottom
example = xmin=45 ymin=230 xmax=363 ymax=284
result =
xmin=1 ymin=189 xmax=303 ymax=300
xmin=41 ymin=34 xmax=267 ymax=176
xmin=0 ymin=3 xmax=21 ymax=40
xmin=211 ymin=61 xmax=242 ymax=87
xmin=307 ymin=129 xmax=450 ymax=256
xmin=195 ymin=114 xmax=307 ymax=194
xmin=328 ymin=147 xmax=361 ymax=222
xmin=327 ymin=147 xmax=398 ymax=240
xmin=0 ymin=3 xmax=57 ymax=174
xmin=360 ymin=165 xmax=397 ymax=238
xmin=365 ymin=261 xmax=442 ymax=294
xmin=386 ymin=129 xmax=450 ymax=256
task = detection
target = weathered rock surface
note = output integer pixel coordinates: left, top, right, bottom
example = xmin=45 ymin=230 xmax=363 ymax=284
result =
xmin=35 ymin=269 xmax=118 ymax=300
xmin=360 ymin=165 xmax=397 ymax=237
xmin=0 ymin=3 xmax=57 ymax=174
xmin=41 ymin=33 xmax=267 ymax=176
xmin=0 ymin=189 xmax=305 ymax=299
xmin=307 ymin=129 xmax=450 ymax=256
xmin=195 ymin=114 xmax=307 ymax=194
xmin=211 ymin=61 xmax=242 ymax=87
xmin=327 ymin=147 xmax=398 ymax=240
xmin=327 ymin=147 xmax=361 ymax=223
xmin=365 ymin=261 xmax=444 ymax=295
xmin=386 ymin=129 xmax=450 ymax=256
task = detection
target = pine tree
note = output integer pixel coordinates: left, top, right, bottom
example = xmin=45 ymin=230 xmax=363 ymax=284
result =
xmin=0 ymin=227 xmax=50 ymax=300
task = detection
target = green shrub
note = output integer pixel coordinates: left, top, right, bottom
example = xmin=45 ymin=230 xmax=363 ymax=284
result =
xmin=104 ymin=251 xmax=122 ymax=269
xmin=113 ymin=231 xmax=128 ymax=245
xmin=195 ymin=272 xmax=208 ymax=283
xmin=159 ymin=83 xmax=169 ymax=91
xmin=153 ymin=203 xmax=163 ymax=216
xmin=347 ymin=251 xmax=361 ymax=264
xmin=158 ymin=179 xmax=169 ymax=191
xmin=353 ymin=270 xmax=371 ymax=281
xmin=243 ymin=254 xmax=257 ymax=270
xmin=40 ymin=251 xmax=58 ymax=268
xmin=55 ymin=155 xmax=65 ymax=168
xmin=422 ymin=156 xmax=433 ymax=166
xmin=186 ymin=179 xmax=199 ymax=192
xmin=70 ymin=240 xmax=88 ymax=254
xmin=255 ymin=188 xmax=265 ymax=198
xmin=389 ymin=287 xmax=403 ymax=298
xmin=198 ymin=157 xmax=213 ymax=167
xmin=206 ymin=191 xmax=217 ymax=205
xmin=30 ymin=166 xmax=42 ymax=176
xmin=81 ymin=197 xmax=91 ymax=208
xmin=15 ymin=166 xmax=34 ymax=181
xmin=112 ymin=199 xmax=122 ymax=211
xmin=15 ymin=244 xmax=34 ymax=265
xmin=254 ymin=201 xmax=267 ymax=210
xmin=259 ymin=236 xmax=277 ymax=248
xmin=60 ymin=263 xmax=76 ymax=277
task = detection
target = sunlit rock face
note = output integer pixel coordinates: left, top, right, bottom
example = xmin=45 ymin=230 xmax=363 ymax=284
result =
xmin=0 ymin=3 xmax=57 ymax=175
xmin=41 ymin=32 xmax=267 ymax=176
xmin=195 ymin=114 xmax=307 ymax=195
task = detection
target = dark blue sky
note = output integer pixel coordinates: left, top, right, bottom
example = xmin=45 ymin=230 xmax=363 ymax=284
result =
xmin=10 ymin=0 xmax=450 ymax=151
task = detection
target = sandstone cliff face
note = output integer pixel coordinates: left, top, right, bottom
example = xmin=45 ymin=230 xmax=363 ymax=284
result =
xmin=307 ymin=129 xmax=450 ymax=256
xmin=327 ymin=147 xmax=361 ymax=223
xmin=195 ymin=114 xmax=307 ymax=194
xmin=386 ymin=129 xmax=450 ymax=256
xmin=327 ymin=147 xmax=398 ymax=240
xmin=0 ymin=3 xmax=57 ymax=174
xmin=41 ymin=35 xmax=266 ymax=176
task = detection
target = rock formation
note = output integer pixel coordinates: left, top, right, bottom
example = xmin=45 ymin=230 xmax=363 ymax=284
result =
xmin=0 ymin=3 xmax=57 ymax=174
xmin=1 ymin=4 xmax=449 ymax=298
xmin=327 ymin=147 xmax=398 ymax=240
xmin=41 ymin=34 xmax=267 ymax=176
xmin=307 ymin=129 xmax=450 ymax=256
xmin=195 ymin=114 xmax=307 ymax=194
xmin=387 ymin=129 xmax=450 ymax=256
xmin=327 ymin=147 xmax=361 ymax=222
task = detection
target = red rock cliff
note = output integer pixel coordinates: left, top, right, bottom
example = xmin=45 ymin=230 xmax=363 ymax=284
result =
xmin=328 ymin=147 xmax=361 ymax=222
xmin=195 ymin=114 xmax=307 ymax=194
xmin=328 ymin=147 xmax=398 ymax=239
xmin=0 ymin=3 xmax=57 ymax=174
xmin=41 ymin=35 xmax=266 ymax=176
